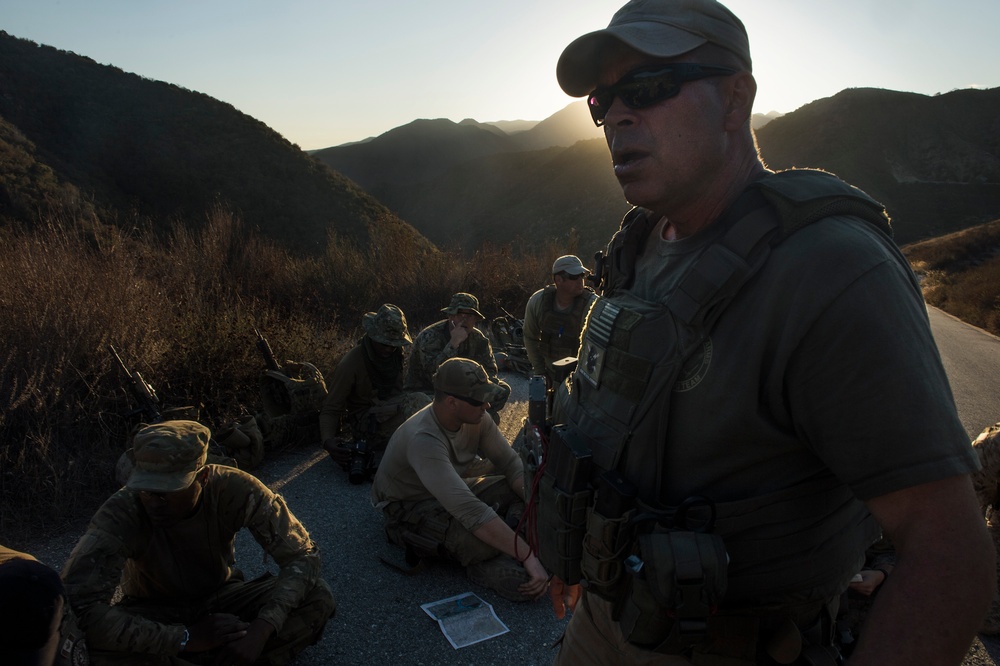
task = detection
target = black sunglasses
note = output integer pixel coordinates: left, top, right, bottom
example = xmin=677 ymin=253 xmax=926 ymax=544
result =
xmin=447 ymin=392 xmax=485 ymax=407
xmin=558 ymin=272 xmax=583 ymax=281
xmin=587 ymin=63 xmax=738 ymax=127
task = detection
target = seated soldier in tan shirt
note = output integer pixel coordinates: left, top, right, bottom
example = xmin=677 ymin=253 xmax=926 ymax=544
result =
xmin=372 ymin=357 xmax=548 ymax=601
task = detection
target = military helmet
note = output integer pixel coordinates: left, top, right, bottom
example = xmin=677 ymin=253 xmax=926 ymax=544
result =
xmin=363 ymin=303 xmax=412 ymax=347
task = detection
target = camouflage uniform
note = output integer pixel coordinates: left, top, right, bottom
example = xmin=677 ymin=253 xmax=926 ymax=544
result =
xmin=971 ymin=422 xmax=1000 ymax=634
xmin=404 ymin=293 xmax=511 ymax=415
xmin=320 ymin=304 xmax=430 ymax=451
xmin=62 ymin=421 xmax=335 ymax=665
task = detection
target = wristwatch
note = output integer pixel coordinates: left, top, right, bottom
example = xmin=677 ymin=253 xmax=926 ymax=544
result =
xmin=179 ymin=628 xmax=190 ymax=652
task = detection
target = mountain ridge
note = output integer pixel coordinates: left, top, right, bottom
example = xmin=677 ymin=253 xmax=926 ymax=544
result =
xmin=0 ymin=30 xmax=432 ymax=257
xmin=317 ymin=85 xmax=1000 ymax=257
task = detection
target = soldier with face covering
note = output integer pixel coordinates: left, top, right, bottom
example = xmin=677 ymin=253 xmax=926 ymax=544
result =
xmin=320 ymin=304 xmax=430 ymax=477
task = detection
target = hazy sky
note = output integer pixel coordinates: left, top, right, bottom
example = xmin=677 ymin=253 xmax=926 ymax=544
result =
xmin=4 ymin=0 xmax=998 ymax=150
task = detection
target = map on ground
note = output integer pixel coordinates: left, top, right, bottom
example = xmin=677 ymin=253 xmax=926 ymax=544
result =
xmin=421 ymin=591 xmax=510 ymax=649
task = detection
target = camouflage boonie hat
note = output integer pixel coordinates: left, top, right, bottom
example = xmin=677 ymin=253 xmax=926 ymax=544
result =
xmin=441 ymin=292 xmax=484 ymax=319
xmin=363 ymin=303 xmax=412 ymax=347
xmin=433 ymin=358 xmax=505 ymax=404
xmin=127 ymin=420 xmax=209 ymax=492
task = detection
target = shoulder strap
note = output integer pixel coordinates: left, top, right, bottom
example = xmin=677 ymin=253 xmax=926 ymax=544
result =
xmin=752 ymin=168 xmax=892 ymax=239
xmin=539 ymin=285 xmax=557 ymax=311
xmin=594 ymin=207 xmax=659 ymax=296
xmin=596 ymin=168 xmax=891 ymax=302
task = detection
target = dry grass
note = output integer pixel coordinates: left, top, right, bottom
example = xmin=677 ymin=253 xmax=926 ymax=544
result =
xmin=904 ymin=219 xmax=1000 ymax=336
xmin=0 ymin=209 xmax=565 ymax=541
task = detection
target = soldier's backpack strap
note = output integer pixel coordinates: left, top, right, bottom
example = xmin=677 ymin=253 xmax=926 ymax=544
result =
xmin=752 ymin=168 xmax=892 ymax=241
xmin=594 ymin=207 xmax=660 ymax=296
xmin=594 ymin=168 xmax=891 ymax=300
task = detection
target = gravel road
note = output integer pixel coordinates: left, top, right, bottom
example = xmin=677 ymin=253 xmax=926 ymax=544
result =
xmin=21 ymin=371 xmax=568 ymax=665
xmin=17 ymin=368 xmax=1000 ymax=665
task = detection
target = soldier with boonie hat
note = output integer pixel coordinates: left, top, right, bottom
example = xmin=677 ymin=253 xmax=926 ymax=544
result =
xmin=405 ymin=292 xmax=511 ymax=423
xmin=126 ymin=420 xmax=209 ymax=492
xmin=62 ymin=420 xmax=336 ymax=663
xmin=321 ymin=304 xmax=430 ymax=480
xmin=363 ymin=303 xmax=412 ymax=347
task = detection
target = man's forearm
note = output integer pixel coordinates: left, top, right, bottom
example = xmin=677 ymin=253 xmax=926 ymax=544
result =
xmin=473 ymin=516 xmax=534 ymax=562
xmin=854 ymin=476 xmax=995 ymax=664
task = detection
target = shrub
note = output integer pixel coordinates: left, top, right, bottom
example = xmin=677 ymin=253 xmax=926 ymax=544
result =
xmin=0 ymin=207 xmax=566 ymax=539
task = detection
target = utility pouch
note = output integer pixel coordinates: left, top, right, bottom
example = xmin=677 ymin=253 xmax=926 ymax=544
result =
xmin=537 ymin=424 xmax=594 ymax=583
xmin=537 ymin=473 xmax=592 ymax=584
xmin=618 ymin=530 xmax=729 ymax=652
xmin=581 ymin=470 xmax=638 ymax=600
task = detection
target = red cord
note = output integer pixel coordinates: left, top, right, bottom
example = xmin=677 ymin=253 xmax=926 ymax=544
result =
xmin=514 ymin=425 xmax=547 ymax=563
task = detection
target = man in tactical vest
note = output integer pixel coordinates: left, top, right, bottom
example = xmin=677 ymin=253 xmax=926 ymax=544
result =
xmin=62 ymin=421 xmax=336 ymax=665
xmin=540 ymin=0 xmax=994 ymax=664
xmin=320 ymin=304 xmax=431 ymax=480
xmin=522 ymin=255 xmax=598 ymax=385
xmin=373 ymin=358 xmax=549 ymax=602
xmin=405 ymin=292 xmax=511 ymax=423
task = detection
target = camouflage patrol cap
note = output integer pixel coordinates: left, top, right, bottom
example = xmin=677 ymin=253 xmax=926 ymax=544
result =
xmin=363 ymin=303 xmax=412 ymax=346
xmin=127 ymin=420 xmax=209 ymax=493
xmin=433 ymin=358 xmax=505 ymax=404
xmin=441 ymin=292 xmax=484 ymax=319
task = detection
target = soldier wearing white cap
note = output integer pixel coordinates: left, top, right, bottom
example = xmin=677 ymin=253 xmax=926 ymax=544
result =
xmin=522 ymin=254 xmax=598 ymax=384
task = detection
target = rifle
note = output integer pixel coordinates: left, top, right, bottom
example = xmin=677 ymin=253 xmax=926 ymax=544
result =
xmin=109 ymin=344 xmax=162 ymax=423
xmin=497 ymin=303 xmax=522 ymax=324
xmin=254 ymin=326 xmax=281 ymax=372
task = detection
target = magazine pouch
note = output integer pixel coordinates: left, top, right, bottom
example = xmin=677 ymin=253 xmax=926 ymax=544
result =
xmin=537 ymin=473 xmax=592 ymax=584
xmin=581 ymin=470 xmax=638 ymax=600
xmin=618 ymin=529 xmax=729 ymax=652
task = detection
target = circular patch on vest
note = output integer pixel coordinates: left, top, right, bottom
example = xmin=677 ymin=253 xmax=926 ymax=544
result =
xmin=674 ymin=338 xmax=712 ymax=392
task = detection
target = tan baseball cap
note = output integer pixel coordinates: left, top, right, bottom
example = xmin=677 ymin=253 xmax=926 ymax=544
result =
xmin=127 ymin=420 xmax=209 ymax=492
xmin=432 ymin=358 xmax=505 ymax=404
xmin=557 ymin=0 xmax=751 ymax=97
xmin=552 ymin=255 xmax=590 ymax=276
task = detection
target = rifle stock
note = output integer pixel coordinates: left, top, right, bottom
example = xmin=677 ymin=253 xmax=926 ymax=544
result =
xmin=254 ymin=327 xmax=281 ymax=372
xmin=109 ymin=344 xmax=162 ymax=423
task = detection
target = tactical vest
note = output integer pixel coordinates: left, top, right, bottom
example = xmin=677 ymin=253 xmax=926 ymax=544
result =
xmin=538 ymin=169 xmax=889 ymax=655
xmin=536 ymin=285 xmax=596 ymax=370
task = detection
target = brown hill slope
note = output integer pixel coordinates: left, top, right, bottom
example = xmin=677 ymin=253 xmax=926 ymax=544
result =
xmin=756 ymin=87 xmax=1000 ymax=243
xmin=319 ymin=86 xmax=1000 ymax=256
xmin=903 ymin=218 xmax=1000 ymax=335
xmin=0 ymin=31 xmax=430 ymax=256
xmin=389 ymin=138 xmax=629 ymax=259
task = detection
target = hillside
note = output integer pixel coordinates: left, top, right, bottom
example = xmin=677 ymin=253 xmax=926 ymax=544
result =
xmin=903 ymin=218 xmax=1000 ymax=335
xmin=757 ymin=87 xmax=1000 ymax=243
xmin=318 ymin=86 xmax=1000 ymax=258
xmin=0 ymin=31 xmax=431 ymax=257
